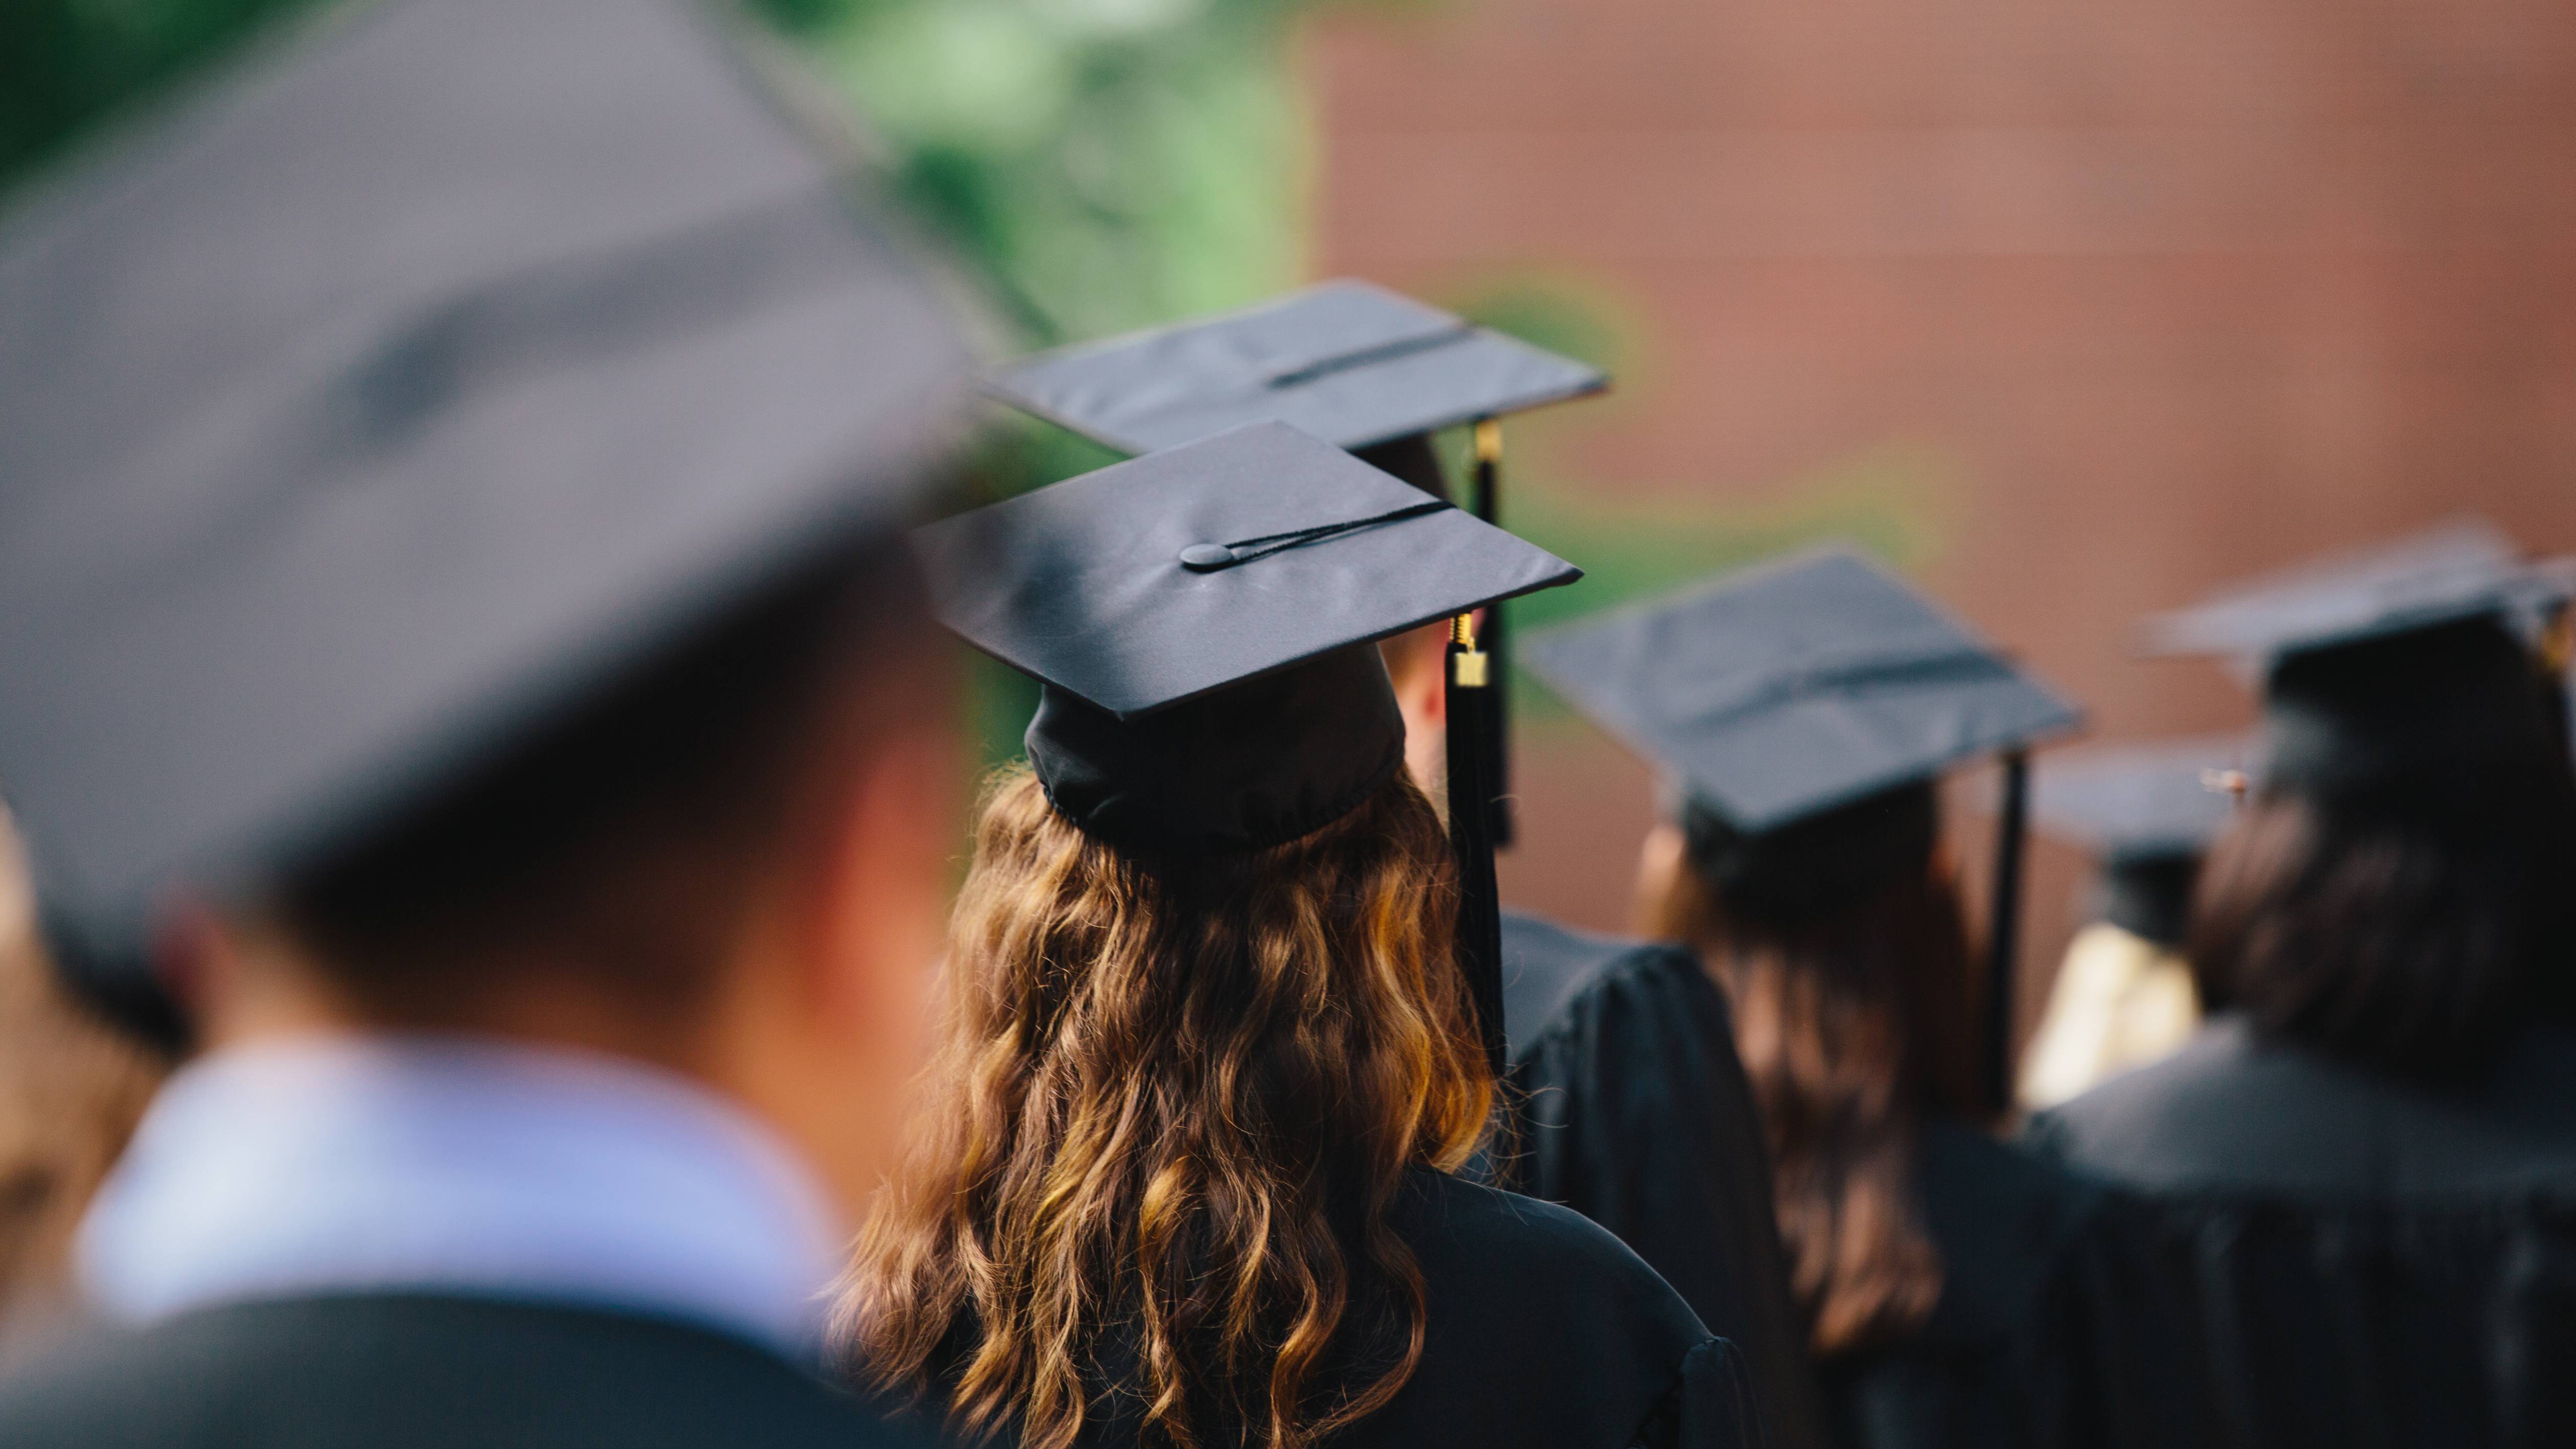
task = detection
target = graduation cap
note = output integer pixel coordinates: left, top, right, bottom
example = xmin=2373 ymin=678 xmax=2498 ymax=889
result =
xmin=0 ymin=0 xmax=972 ymax=1041
xmin=1524 ymin=546 xmax=2081 ymax=1110
xmin=2031 ymin=737 xmax=2253 ymax=950
xmin=2146 ymin=528 xmax=2575 ymax=822
xmin=984 ymin=279 xmax=1606 ymax=457
xmin=2140 ymin=517 xmax=2539 ymax=663
xmin=986 ymin=280 xmax=1612 ymax=849
xmin=913 ymin=420 xmax=1583 ymax=1076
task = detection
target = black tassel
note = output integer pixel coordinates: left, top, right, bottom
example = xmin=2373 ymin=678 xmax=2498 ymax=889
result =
xmin=1983 ymin=749 xmax=2030 ymax=1119
xmin=1447 ymin=615 xmax=1509 ymax=1089
xmin=1469 ymin=421 xmax=1514 ymax=849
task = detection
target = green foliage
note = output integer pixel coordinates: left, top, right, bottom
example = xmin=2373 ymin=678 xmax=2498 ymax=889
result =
xmin=800 ymin=0 xmax=1313 ymax=359
xmin=0 ymin=0 xmax=334 ymax=194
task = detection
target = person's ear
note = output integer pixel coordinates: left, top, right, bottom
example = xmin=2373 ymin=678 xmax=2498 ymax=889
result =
xmin=803 ymin=712 xmax=960 ymax=1041
xmin=1383 ymin=623 xmax=1452 ymax=794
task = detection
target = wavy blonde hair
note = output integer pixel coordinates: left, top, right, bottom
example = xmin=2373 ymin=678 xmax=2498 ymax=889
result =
xmin=845 ymin=764 xmax=1492 ymax=1449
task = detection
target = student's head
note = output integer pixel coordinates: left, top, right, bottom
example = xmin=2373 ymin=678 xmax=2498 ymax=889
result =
xmin=182 ymin=542 xmax=962 ymax=1215
xmin=1637 ymin=779 xmax=1980 ymax=1353
xmin=849 ymin=759 xmax=1487 ymax=1449
xmin=0 ymin=0 xmax=983 ymax=1220
xmin=857 ymin=421 xmax=1574 ymax=1448
xmin=2191 ymin=616 xmax=2576 ymax=1081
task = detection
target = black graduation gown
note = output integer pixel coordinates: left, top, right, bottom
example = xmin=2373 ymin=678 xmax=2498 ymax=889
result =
xmin=1816 ymin=1119 xmax=2118 ymax=1449
xmin=0 ymin=1294 xmax=936 ymax=1448
xmin=1496 ymin=911 xmax=1829 ymax=1449
xmin=2022 ymin=1015 xmax=2576 ymax=1449
xmin=905 ymin=1169 xmax=1764 ymax=1449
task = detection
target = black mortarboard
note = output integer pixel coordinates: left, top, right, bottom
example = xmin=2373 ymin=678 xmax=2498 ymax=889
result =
xmin=2032 ymin=737 xmax=2249 ymax=863
xmin=2141 ymin=517 xmax=2543 ymax=663
xmin=0 ymin=0 xmax=971 ymax=1035
xmin=2031 ymin=737 xmax=2251 ymax=949
xmin=986 ymin=280 xmax=1610 ymax=851
xmin=982 ymin=280 xmax=1606 ymax=457
xmin=1525 ymin=548 xmax=2080 ymax=832
xmin=913 ymin=420 xmax=1581 ymax=1075
xmin=2146 ymin=525 xmax=2576 ymax=828
xmin=1525 ymin=546 xmax=2080 ymax=1112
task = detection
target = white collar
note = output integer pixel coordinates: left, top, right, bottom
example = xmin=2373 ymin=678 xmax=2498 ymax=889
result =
xmin=77 ymin=1034 xmax=847 ymax=1360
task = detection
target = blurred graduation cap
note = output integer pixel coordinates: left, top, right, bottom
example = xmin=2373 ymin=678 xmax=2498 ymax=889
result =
xmin=0 ymin=0 xmax=973 ymax=1042
xmin=2145 ymin=526 xmax=2575 ymax=819
xmin=984 ymin=279 xmax=1606 ymax=457
xmin=2031 ymin=737 xmax=2253 ymax=950
xmin=913 ymin=420 xmax=1583 ymax=1075
xmin=985 ymin=280 xmax=1612 ymax=848
xmin=2140 ymin=517 xmax=2540 ymax=664
xmin=1525 ymin=547 xmax=2081 ymax=1110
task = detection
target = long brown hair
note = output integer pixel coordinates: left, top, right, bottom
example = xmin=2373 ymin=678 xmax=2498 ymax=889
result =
xmin=1637 ymin=781 xmax=1982 ymax=1355
xmin=846 ymin=765 xmax=1493 ymax=1449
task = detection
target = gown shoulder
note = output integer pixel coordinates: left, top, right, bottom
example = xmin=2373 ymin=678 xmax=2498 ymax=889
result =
xmin=0 ymin=1294 xmax=935 ymax=1449
xmin=1496 ymin=910 xmax=1828 ymax=1449
xmin=2028 ymin=1015 xmax=2576 ymax=1197
xmin=2016 ymin=1019 xmax=2576 ymax=1448
xmin=1817 ymin=1121 xmax=2118 ymax=1449
xmin=1358 ymin=1169 xmax=1765 ymax=1449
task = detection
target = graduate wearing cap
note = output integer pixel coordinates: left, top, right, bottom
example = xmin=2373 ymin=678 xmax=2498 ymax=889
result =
xmin=1529 ymin=548 xmax=2139 ymax=1449
xmin=0 ymin=0 xmax=975 ymax=1443
xmin=2013 ymin=738 xmax=2247 ymax=1110
xmin=986 ymin=276 xmax=1608 ymax=847
xmin=2026 ymin=541 xmax=2576 ymax=1449
xmin=850 ymin=422 xmax=1763 ymax=1449
xmin=986 ymin=284 xmax=1830 ymax=1449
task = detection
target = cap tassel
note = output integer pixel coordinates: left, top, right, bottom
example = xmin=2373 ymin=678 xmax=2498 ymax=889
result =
xmin=1470 ymin=420 xmax=1515 ymax=849
xmin=1447 ymin=612 xmax=1514 ymax=1153
xmin=1982 ymin=749 xmax=2030 ymax=1119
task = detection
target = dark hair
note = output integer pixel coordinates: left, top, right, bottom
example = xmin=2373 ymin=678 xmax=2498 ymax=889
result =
xmin=1348 ymin=433 xmax=1451 ymax=502
xmin=1642 ymin=780 xmax=1984 ymax=1352
xmin=282 ymin=535 xmax=941 ymax=1021
xmin=2100 ymin=854 xmax=2200 ymax=951
xmin=2191 ymin=617 xmax=2576 ymax=1081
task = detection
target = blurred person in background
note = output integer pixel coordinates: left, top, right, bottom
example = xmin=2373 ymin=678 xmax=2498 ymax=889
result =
xmin=984 ymin=284 xmax=1831 ymax=1449
xmin=0 ymin=0 xmax=975 ymax=1443
xmin=0 ymin=811 xmax=160 ymax=1367
xmin=2013 ymin=740 xmax=2243 ymax=1111
xmin=1374 ymin=480 xmax=1832 ymax=1449
xmin=2027 ymin=554 xmax=2576 ymax=1447
xmin=1533 ymin=550 xmax=2131 ymax=1449
xmin=852 ymin=424 xmax=1762 ymax=1449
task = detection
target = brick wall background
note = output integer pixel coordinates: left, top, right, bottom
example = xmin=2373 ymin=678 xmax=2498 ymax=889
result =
xmin=1302 ymin=0 xmax=2576 ymax=1053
